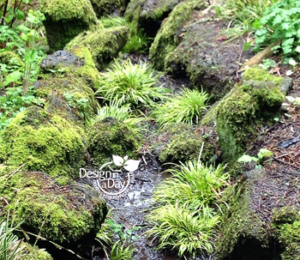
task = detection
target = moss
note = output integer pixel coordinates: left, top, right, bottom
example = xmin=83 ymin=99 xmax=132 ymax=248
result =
xmin=0 ymin=171 xmax=107 ymax=245
xmin=87 ymin=118 xmax=141 ymax=165
xmin=40 ymin=0 xmax=97 ymax=50
xmin=19 ymin=243 xmax=53 ymax=260
xmin=149 ymin=0 xmax=206 ymax=70
xmin=65 ymin=25 xmax=130 ymax=70
xmin=0 ymin=51 xmax=24 ymax=67
xmin=91 ymin=0 xmax=127 ymax=17
xmin=244 ymin=67 xmax=283 ymax=85
xmin=35 ymin=77 xmax=98 ymax=122
xmin=0 ymin=107 xmax=85 ymax=178
xmin=216 ymin=181 xmax=269 ymax=258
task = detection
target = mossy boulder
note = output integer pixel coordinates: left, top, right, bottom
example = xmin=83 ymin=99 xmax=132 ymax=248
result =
xmin=40 ymin=0 xmax=97 ymax=51
xmin=90 ymin=0 xmax=128 ymax=17
xmin=87 ymin=118 xmax=140 ymax=165
xmin=65 ymin=25 xmax=130 ymax=70
xmin=125 ymin=0 xmax=189 ymax=37
xmin=34 ymin=77 xmax=98 ymax=123
xmin=152 ymin=124 xmax=215 ymax=165
xmin=149 ymin=0 xmax=206 ymax=70
xmin=217 ymin=180 xmax=270 ymax=259
xmin=0 ymin=170 xmax=107 ymax=250
xmin=216 ymin=67 xmax=287 ymax=163
xmin=40 ymin=47 xmax=101 ymax=90
xmin=0 ymin=106 xmax=85 ymax=178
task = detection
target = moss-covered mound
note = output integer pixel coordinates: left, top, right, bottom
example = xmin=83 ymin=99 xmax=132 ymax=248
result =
xmin=40 ymin=0 xmax=97 ymax=51
xmin=91 ymin=0 xmax=128 ymax=17
xmin=0 ymin=171 xmax=107 ymax=248
xmin=125 ymin=0 xmax=188 ymax=37
xmin=40 ymin=47 xmax=101 ymax=90
xmin=34 ymin=77 xmax=98 ymax=122
xmin=19 ymin=243 xmax=53 ymax=260
xmin=152 ymin=124 xmax=215 ymax=165
xmin=149 ymin=0 xmax=206 ymax=70
xmin=216 ymin=68 xmax=287 ymax=163
xmin=87 ymin=118 xmax=141 ymax=165
xmin=65 ymin=25 xmax=130 ymax=70
xmin=0 ymin=107 xmax=85 ymax=178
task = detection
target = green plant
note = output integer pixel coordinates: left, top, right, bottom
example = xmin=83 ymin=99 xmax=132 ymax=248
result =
xmin=96 ymin=59 xmax=167 ymax=108
xmin=286 ymin=96 xmax=300 ymax=106
xmin=152 ymin=88 xmax=209 ymax=127
xmin=110 ymin=240 xmax=135 ymax=260
xmin=146 ymin=203 xmax=218 ymax=257
xmin=154 ymin=162 xmax=229 ymax=209
xmin=255 ymin=0 xmax=300 ymax=56
xmin=238 ymin=148 xmax=273 ymax=164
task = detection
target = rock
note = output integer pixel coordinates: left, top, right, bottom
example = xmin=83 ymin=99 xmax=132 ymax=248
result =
xmin=40 ymin=0 xmax=98 ymax=51
xmin=152 ymin=124 xmax=215 ymax=165
xmin=90 ymin=0 xmax=128 ymax=17
xmin=125 ymin=0 xmax=189 ymax=37
xmin=40 ymin=47 xmax=101 ymax=90
xmin=0 ymin=106 xmax=86 ymax=178
xmin=0 ymin=170 xmax=107 ymax=252
xmin=87 ymin=118 xmax=141 ymax=165
xmin=216 ymin=67 xmax=286 ymax=163
xmin=65 ymin=25 xmax=130 ymax=70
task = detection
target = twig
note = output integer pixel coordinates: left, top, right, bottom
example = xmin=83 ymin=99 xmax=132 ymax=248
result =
xmin=273 ymin=157 xmax=300 ymax=170
xmin=198 ymin=143 xmax=205 ymax=166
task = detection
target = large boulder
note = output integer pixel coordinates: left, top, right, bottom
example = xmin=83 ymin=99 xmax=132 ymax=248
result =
xmin=65 ymin=25 xmax=130 ymax=70
xmin=0 ymin=107 xmax=86 ymax=178
xmin=216 ymin=67 xmax=290 ymax=163
xmin=0 ymin=170 xmax=107 ymax=253
xmin=90 ymin=0 xmax=128 ymax=17
xmin=40 ymin=0 xmax=98 ymax=51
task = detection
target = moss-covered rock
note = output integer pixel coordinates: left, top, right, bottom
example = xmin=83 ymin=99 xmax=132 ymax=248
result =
xmin=34 ymin=77 xmax=98 ymax=122
xmin=40 ymin=47 xmax=101 ymax=90
xmin=151 ymin=124 xmax=215 ymax=165
xmin=216 ymin=67 xmax=286 ymax=163
xmin=125 ymin=0 xmax=189 ymax=38
xmin=0 ymin=106 xmax=85 ymax=178
xmin=0 ymin=51 xmax=24 ymax=67
xmin=149 ymin=0 xmax=206 ymax=70
xmin=0 ymin=170 xmax=107 ymax=249
xmin=40 ymin=0 xmax=97 ymax=51
xmin=91 ymin=0 xmax=127 ymax=17
xmin=19 ymin=243 xmax=53 ymax=260
xmin=217 ymin=180 xmax=269 ymax=259
xmin=65 ymin=25 xmax=130 ymax=70
xmin=87 ymin=118 xmax=140 ymax=165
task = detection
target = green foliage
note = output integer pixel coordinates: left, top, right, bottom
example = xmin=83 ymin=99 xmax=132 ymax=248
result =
xmin=238 ymin=148 xmax=273 ymax=164
xmin=286 ymin=96 xmax=300 ymax=106
xmin=96 ymin=59 xmax=167 ymax=108
xmin=255 ymin=0 xmax=300 ymax=55
xmin=154 ymin=162 xmax=229 ymax=209
xmin=110 ymin=241 xmax=135 ymax=260
xmin=257 ymin=148 xmax=273 ymax=160
xmin=152 ymin=88 xmax=209 ymax=127
xmin=146 ymin=203 xmax=219 ymax=257
xmin=237 ymin=154 xmax=258 ymax=163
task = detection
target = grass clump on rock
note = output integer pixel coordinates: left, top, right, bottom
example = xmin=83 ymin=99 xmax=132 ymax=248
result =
xmin=96 ymin=59 xmax=167 ymax=108
xmin=152 ymin=88 xmax=209 ymax=127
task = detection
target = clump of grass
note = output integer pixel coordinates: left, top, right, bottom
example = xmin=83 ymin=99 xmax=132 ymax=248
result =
xmin=110 ymin=241 xmax=135 ymax=260
xmin=146 ymin=203 xmax=219 ymax=257
xmin=154 ymin=162 xmax=229 ymax=209
xmin=152 ymin=88 xmax=209 ymax=127
xmin=96 ymin=59 xmax=167 ymax=108
xmin=100 ymin=16 xmax=127 ymax=28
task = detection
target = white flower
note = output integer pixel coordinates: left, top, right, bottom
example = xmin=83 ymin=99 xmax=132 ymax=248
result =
xmin=286 ymin=70 xmax=294 ymax=76
xmin=289 ymin=59 xmax=297 ymax=66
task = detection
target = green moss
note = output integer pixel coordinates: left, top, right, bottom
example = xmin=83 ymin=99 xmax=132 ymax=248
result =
xmin=0 ymin=107 xmax=85 ymax=178
xmin=66 ymin=25 xmax=130 ymax=70
xmin=149 ymin=0 xmax=206 ymax=70
xmin=87 ymin=118 xmax=141 ymax=165
xmin=91 ymin=0 xmax=127 ymax=17
xmin=0 ymin=51 xmax=24 ymax=67
xmin=0 ymin=171 xmax=107 ymax=244
xmin=244 ymin=67 xmax=283 ymax=85
xmin=35 ymin=77 xmax=98 ymax=122
xmin=216 ymin=181 xmax=269 ymax=258
xmin=40 ymin=0 xmax=97 ymax=50
xmin=19 ymin=243 xmax=53 ymax=260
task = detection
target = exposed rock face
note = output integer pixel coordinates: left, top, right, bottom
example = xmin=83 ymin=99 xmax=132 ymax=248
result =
xmin=0 ymin=170 xmax=107 ymax=252
xmin=40 ymin=0 xmax=98 ymax=51
xmin=65 ymin=25 xmax=130 ymax=70
xmin=125 ymin=0 xmax=187 ymax=37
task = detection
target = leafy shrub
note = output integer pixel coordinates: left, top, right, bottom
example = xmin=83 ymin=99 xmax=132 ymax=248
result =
xmin=152 ymin=88 xmax=209 ymax=127
xmin=96 ymin=59 xmax=167 ymax=108
xmin=255 ymin=0 xmax=300 ymax=56
xmin=146 ymin=203 xmax=219 ymax=257
xmin=154 ymin=162 xmax=229 ymax=209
